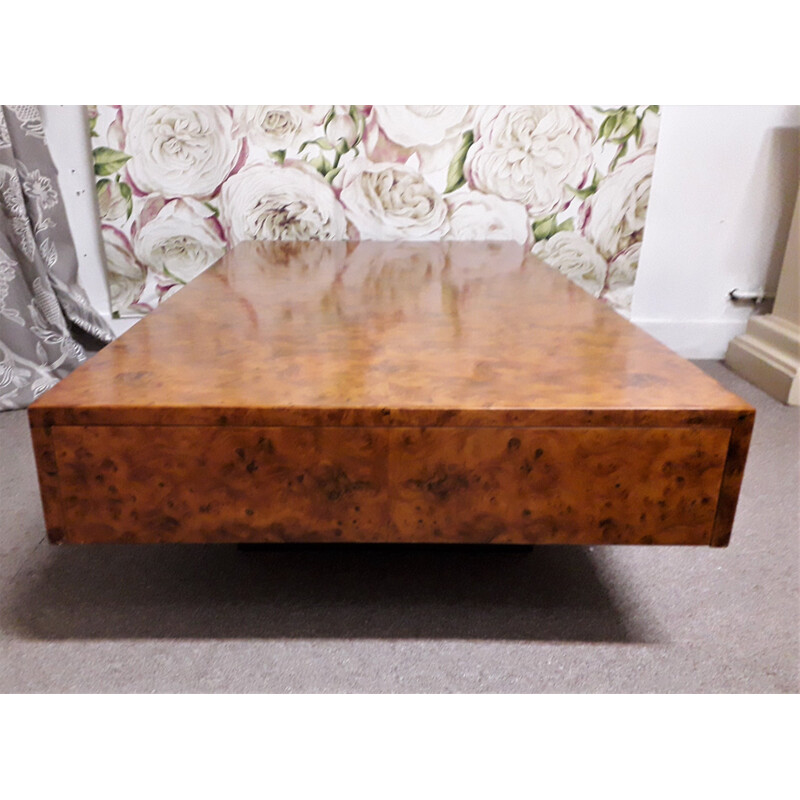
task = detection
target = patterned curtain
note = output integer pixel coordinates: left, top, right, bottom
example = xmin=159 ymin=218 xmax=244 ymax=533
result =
xmin=0 ymin=105 xmax=113 ymax=411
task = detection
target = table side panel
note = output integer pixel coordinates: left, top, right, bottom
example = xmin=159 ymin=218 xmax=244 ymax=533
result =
xmin=29 ymin=425 xmax=67 ymax=543
xmin=711 ymin=409 xmax=756 ymax=547
xmin=51 ymin=425 xmax=392 ymax=544
xmin=47 ymin=424 xmax=731 ymax=545
xmin=390 ymin=426 xmax=730 ymax=545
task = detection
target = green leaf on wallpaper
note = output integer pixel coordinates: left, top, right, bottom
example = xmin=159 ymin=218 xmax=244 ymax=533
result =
xmin=307 ymin=154 xmax=331 ymax=177
xmin=325 ymin=166 xmax=343 ymax=183
xmin=95 ymin=179 xmax=110 ymax=210
xmin=118 ymin=181 xmax=133 ymax=220
xmin=93 ymin=147 xmax=131 ymax=176
xmin=598 ymin=108 xmax=638 ymax=144
xmin=635 ymin=105 xmax=660 ymax=146
xmin=444 ymin=130 xmax=474 ymax=194
xmin=567 ymin=170 xmax=601 ymax=200
xmin=609 ymin=140 xmax=629 ymax=171
xmin=299 ymin=137 xmax=334 ymax=153
xmin=533 ymin=216 xmax=556 ymax=242
xmin=532 ymin=215 xmax=574 ymax=242
xmin=615 ymin=109 xmax=638 ymax=141
xmin=597 ymin=114 xmax=615 ymax=141
xmin=269 ymin=149 xmax=286 ymax=165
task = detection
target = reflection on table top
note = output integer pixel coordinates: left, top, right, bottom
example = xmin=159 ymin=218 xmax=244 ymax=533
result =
xmin=30 ymin=240 xmax=751 ymax=427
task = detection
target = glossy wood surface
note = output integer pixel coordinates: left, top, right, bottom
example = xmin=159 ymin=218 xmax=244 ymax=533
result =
xmin=28 ymin=241 xmax=755 ymax=546
xmin=29 ymin=241 xmax=750 ymax=428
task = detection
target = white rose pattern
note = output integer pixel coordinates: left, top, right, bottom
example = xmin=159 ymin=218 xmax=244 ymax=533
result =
xmin=373 ymin=106 xmax=473 ymax=148
xmin=96 ymin=180 xmax=129 ymax=223
xmin=221 ymin=160 xmax=347 ymax=244
xmin=338 ymin=161 xmax=449 ymax=240
xmin=101 ymin=225 xmax=148 ymax=315
xmin=122 ymin=105 xmax=243 ymax=197
xmin=92 ymin=105 xmax=660 ymax=316
xmin=532 ymin=231 xmax=609 ymax=299
xmin=465 ymin=105 xmax=594 ymax=217
xmin=580 ymin=150 xmax=655 ymax=258
xmin=133 ymin=197 xmax=227 ymax=284
xmin=446 ymin=190 xmax=530 ymax=244
xmin=233 ymin=106 xmax=328 ymax=154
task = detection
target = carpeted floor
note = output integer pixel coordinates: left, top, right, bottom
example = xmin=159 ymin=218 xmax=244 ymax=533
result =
xmin=0 ymin=361 xmax=797 ymax=693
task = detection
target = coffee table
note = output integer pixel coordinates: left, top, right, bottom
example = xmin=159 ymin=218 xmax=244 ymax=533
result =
xmin=29 ymin=241 xmax=754 ymax=546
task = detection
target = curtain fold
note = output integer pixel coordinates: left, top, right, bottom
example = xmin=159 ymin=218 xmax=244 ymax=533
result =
xmin=1 ymin=105 xmax=113 ymax=411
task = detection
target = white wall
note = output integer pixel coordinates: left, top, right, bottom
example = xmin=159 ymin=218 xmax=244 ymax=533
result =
xmin=632 ymin=105 xmax=800 ymax=357
xmin=42 ymin=105 xmax=800 ymax=353
xmin=41 ymin=105 xmax=138 ymax=337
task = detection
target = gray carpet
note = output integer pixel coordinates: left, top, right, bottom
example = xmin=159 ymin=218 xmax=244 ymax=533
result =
xmin=0 ymin=361 xmax=797 ymax=692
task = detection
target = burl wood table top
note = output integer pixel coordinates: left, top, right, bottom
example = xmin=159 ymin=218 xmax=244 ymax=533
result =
xmin=30 ymin=240 xmax=751 ymax=429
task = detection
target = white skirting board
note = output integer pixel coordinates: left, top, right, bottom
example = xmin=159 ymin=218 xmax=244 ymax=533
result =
xmin=725 ymin=316 xmax=800 ymax=405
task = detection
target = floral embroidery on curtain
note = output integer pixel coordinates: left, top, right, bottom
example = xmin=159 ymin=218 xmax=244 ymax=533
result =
xmin=0 ymin=105 xmax=113 ymax=411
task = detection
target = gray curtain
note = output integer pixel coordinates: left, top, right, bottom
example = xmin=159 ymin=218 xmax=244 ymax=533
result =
xmin=1 ymin=105 xmax=113 ymax=410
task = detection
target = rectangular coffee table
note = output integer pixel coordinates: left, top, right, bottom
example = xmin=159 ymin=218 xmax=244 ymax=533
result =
xmin=29 ymin=241 xmax=754 ymax=546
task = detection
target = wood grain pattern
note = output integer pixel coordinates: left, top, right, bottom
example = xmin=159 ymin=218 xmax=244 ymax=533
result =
xmin=48 ymin=423 xmax=729 ymax=546
xmin=27 ymin=241 xmax=755 ymax=546
xmin=390 ymin=427 xmax=731 ymax=546
xmin=52 ymin=425 xmax=391 ymax=544
xmin=29 ymin=425 xmax=66 ymax=543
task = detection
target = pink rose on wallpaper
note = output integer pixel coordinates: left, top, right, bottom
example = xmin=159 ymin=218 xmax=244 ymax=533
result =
xmin=233 ymin=106 xmax=328 ymax=154
xmin=465 ymin=105 xmax=594 ymax=218
xmin=96 ymin=179 xmax=129 ymax=224
xmin=101 ymin=225 xmax=148 ymax=315
xmin=532 ymin=231 xmax=609 ymax=299
xmin=602 ymin=241 xmax=642 ymax=314
xmin=132 ymin=197 xmax=226 ymax=284
xmin=338 ymin=161 xmax=449 ymax=240
xmin=326 ymin=111 xmax=360 ymax=150
xmin=580 ymin=150 xmax=655 ymax=259
xmin=220 ymin=160 xmax=347 ymax=243
xmin=120 ymin=106 xmax=245 ymax=198
xmin=372 ymin=106 xmax=473 ymax=148
xmin=365 ymin=106 xmax=475 ymax=185
xmin=445 ymin=190 xmax=531 ymax=245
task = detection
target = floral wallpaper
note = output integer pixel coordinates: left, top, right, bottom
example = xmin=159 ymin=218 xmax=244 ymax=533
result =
xmin=89 ymin=105 xmax=660 ymax=318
